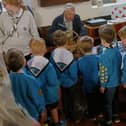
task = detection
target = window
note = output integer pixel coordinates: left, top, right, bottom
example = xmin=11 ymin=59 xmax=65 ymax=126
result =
xmin=91 ymin=0 xmax=116 ymax=6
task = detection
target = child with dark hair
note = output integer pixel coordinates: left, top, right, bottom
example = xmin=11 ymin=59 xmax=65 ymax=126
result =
xmin=7 ymin=48 xmax=46 ymax=126
xmin=78 ymin=36 xmax=102 ymax=121
xmin=98 ymin=24 xmax=121 ymax=126
xmin=50 ymin=30 xmax=78 ymax=123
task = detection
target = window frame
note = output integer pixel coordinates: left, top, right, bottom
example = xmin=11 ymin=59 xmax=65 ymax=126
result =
xmin=91 ymin=0 xmax=116 ymax=6
xmin=40 ymin=0 xmax=89 ymax=7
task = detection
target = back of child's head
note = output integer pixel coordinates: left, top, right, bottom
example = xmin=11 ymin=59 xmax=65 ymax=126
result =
xmin=53 ymin=30 xmax=66 ymax=46
xmin=98 ymin=24 xmax=116 ymax=44
xmin=79 ymin=35 xmax=94 ymax=53
xmin=118 ymin=26 xmax=126 ymax=39
xmin=7 ymin=48 xmax=25 ymax=72
xmin=29 ymin=38 xmax=46 ymax=55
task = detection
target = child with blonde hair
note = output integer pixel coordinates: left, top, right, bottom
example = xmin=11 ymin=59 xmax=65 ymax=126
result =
xmin=51 ymin=30 xmax=78 ymax=123
xmin=25 ymin=38 xmax=60 ymax=126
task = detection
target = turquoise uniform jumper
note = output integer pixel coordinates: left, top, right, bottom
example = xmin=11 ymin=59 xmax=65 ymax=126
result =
xmin=25 ymin=56 xmax=60 ymax=105
xmin=98 ymin=47 xmax=121 ymax=88
xmin=9 ymin=72 xmax=45 ymax=121
xmin=78 ymin=54 xmax=99 ymax=94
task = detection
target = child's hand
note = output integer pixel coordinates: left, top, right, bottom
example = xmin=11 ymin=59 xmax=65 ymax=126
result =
xmin=122 ymin=84 xmax=126 ymax=88
xmin=100 ymin=87 xmax=105 ymax=94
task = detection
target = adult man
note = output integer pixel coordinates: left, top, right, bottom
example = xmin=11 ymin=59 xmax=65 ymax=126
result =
xmin=49 ymin=3 xmax=87 ymax=36
xmin=48 ymin=3 xmax=87 ymax=46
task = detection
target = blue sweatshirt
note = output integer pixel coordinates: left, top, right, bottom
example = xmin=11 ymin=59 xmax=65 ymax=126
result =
xmin=78 ymin=54 xmax=99 ymax=94
xmin=50 ymin=48 xmax=78 ymax=88
xmin=98 ymin=47 xmax=121 ymax=88
xmin=9 ymin=72 xmax=45 ymax=121
xmin=25 ymin=56 xmax=60 ymax=105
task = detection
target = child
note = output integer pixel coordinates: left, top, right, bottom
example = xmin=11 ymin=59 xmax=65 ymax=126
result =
xmin=6 ymin=48 xmax=46 ymax=126
xmin=118 ymin=26 xmax=126 ymax=65
xmin=77 ymin=36 xmax=102 ymax=121
xmin=98 ymin=24 xmax=122 ymax=126
xmin=25 ymin=38 xmax=60 ymax=126
xmin=51 ymin=30 xmax=78 ymax=122
xmin=118 ymin=26 xmax=126 ymax=54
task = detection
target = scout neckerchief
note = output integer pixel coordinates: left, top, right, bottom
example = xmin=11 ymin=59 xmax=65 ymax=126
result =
xmin=2 ymin=8 xmax=24 ymax=46
xmin=27 ymin=56 xmax=49 ymax=77
xmin=52 ymin=48 xmax=74 ymax=72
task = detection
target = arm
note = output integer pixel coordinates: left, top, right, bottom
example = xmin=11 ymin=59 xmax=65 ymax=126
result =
xmin=46 ymin=64 xmax=60 ymax=86
xmin=29 ymin=11 xmax=40 ymax=38
xmin=122 ymin=54 xmax=126 ymax=86
xmin=99 ymin=58 xmax=109 ymax=88
xmin=27 ymin=77 xmax=45 ymax=113
xmin=75 ymin=15 xmax=87 ymax=36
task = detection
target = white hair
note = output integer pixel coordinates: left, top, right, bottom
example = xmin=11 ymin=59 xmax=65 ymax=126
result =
xmin=64 ymin=3 xmax=75 ymax=11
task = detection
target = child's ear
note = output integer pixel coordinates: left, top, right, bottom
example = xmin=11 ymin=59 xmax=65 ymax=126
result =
xmin=23 ymin=59 xmax=26 ymax=66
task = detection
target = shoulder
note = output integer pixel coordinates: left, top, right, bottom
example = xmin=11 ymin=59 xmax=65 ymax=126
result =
xmin=23 ymin=10 xmax=33 ymax=18
xmin=53 ymin=14 xmax=63 ymax=21
xmin=74 ymin=14 xmax=81 ymax=20
xmin=0 ymin=11 xmax=8 ymax=19
xmin=46 ymin=62 xmax=55 ymax=71
xmin=78 ymin=56 xmax=84 ymax=62
xmin=23 ymin=73 xmax=37 ymax=82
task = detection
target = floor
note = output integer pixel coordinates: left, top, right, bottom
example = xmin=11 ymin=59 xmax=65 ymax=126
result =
xmin=68 ymin=113 xmax=126 ymax=126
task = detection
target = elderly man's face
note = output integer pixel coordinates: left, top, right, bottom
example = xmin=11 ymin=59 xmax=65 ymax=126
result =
xmin=64 ymin=8 xmax=75 ymax=22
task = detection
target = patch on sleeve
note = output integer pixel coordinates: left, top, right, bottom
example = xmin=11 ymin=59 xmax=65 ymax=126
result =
xmin=38 ymin=89 xmax=43 ymax=96
xmin=99 ymin=63 xmax=108 ymax=84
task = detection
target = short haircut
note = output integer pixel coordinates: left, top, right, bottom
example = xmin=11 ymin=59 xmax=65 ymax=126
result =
xmin=98 ymin=24 xmax=116 ymax=44
xmin=79 ymin=35 xmax=94 ymax=53
xmin=3 ymin=0 xmax=22 ymax=6
xmin=64 ymin=3 xmax=75 ymax=11
xmin=7 ymin=49 xmax=25 ymax=72
xmin=29 ymin=38 xmax=46 ymax=55
xmin=118 ymin=26 xmax=126 ymax=38
xmin=53 ymin=30 xmax=66 ymax=46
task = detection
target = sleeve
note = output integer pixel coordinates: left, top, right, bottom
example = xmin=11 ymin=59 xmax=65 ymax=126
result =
xmin=122 ymin=54 xmax=126 ymax=84
xmin=99 ymin=57 xmax=109 ymax=88
xmin=46 ymin=64 xmax=60 ymax=86
xmin=77 ymin=59 xmax=82 ymax=75
xmin=29 ymin=11 xmax=40 ymax=38
xmin=76 ymin=15 xmax=87 ymax=36
xmin=49 ymin=17 xmax=59 ymax=34
xmin=0 ymin=15 xmax=6 ymax=45
xmin=27 ymin=77 xmax=45 ymax=113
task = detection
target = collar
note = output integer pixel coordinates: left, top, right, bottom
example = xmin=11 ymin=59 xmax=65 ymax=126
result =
xmin=52 ymin=48 xmax=74 ymax=72
xmin=8 ymin=8 xmax=23 ymax=18
xmin=27 ymin=56 xmax=49 ymax=77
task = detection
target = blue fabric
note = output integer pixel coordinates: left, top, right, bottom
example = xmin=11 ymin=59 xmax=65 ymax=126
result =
xmin=9 ymin=72 xmax=45 ymax=121
xmin=50 ymin=56 xmax=78 ymax=88
xmin=25 ymin=62 xmax=60 ymax=105
xmin=122 ymin=54 xmax=126 ymax=84
xmin=99 ymin=47 xmax=121 ymax=88
xmin=78 ymin=54 xmax=99 ymax=94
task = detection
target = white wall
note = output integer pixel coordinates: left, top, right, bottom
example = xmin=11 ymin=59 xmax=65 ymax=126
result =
xmin=31 ymin=0 xmax=126 ymax=27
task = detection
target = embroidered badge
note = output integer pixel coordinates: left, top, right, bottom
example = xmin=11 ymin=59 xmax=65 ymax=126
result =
xmin=38 ymin=89 xmax=43 ymax=96
xmin=99 ymin=63 xmax=108 ymax=83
